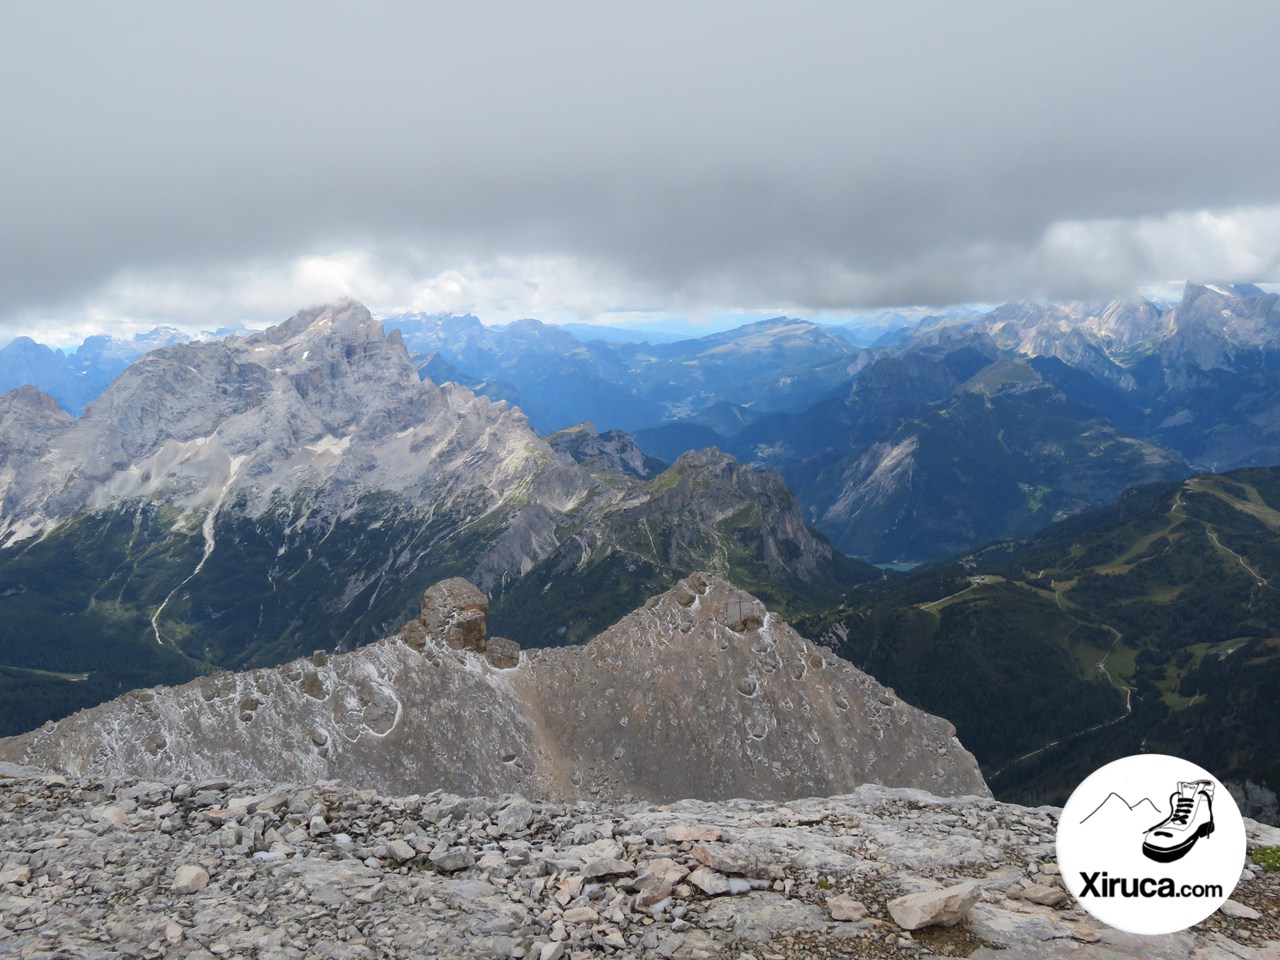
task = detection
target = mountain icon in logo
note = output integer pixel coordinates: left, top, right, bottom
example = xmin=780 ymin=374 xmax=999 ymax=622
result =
xmin=1079 ymin=792 xmax=1161 ymax=827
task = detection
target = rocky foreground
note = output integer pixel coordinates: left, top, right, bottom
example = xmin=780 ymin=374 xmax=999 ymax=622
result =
xmin=2 ymin=767 xmax=1278 ymax=960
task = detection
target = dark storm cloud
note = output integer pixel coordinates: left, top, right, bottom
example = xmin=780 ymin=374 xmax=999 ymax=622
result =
xmin=5 ymin=0 xmax=1280 ymax=326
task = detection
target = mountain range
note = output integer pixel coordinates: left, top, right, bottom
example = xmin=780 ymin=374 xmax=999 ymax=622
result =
xmin=723 ymin=333 xmax=1187 ymax=561
xmin=386 ymin=312 xmax=865 ymax=434
xmin=384 ymin=283 xmax=1280 ymax=564
xmin=0 ymin=325 xmax=253 ymax=416
xmin=0 ymin=301 xmax=866 ymax=736
xmin=3 ymin=285 xmax=1280 ymax=820
xmin=11 ymin=283 xmax=1280 ymax=568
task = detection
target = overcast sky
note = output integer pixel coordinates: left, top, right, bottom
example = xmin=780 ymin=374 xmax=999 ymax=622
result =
xmin=5 ymin=0 xmax=1280 ymax=341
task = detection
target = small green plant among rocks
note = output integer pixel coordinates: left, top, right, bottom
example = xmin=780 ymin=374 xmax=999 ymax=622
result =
xmin=1253 ymin=845 xmax=1280 ymax=873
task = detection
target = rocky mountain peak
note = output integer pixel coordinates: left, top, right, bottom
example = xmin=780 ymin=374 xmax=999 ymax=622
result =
xmin=0 ymin=336 xmax=59 ymax=359
xmin=547 ymin=422 xmax=666 ymax=480
xmin=1158 ymin=281 xmax=1280 ymax=377
xmin=0 ymin=575 xmax=988 ymax=803
xmin=0 ymin=298 xmax=587 ymax=552
xmin=958 ymin=357 xmax=1045 ymax=396
xmin=671 ymin=446 xmax=737 ymax=471
xmin=256 ymin=298 xmax=380 ymax=347
xmin=664 ymin=447 xmax=792 ymax=494
xmin=0 ymin=386 xmax=74 ymax=498
xmin=618 ymin=450 xmax=833 ymax=580
xmin=382 ymin=312 xmax=491 ymax=359
xmin=1181 ymin=280 xmax=1272 ymax=306
xmin=928 ymin=296 xmax=1176 ymax=370
xmin=690 ymin=316 xmax=853 ymax=356
xmin=1 ymin=383 xmax=70 ymax=420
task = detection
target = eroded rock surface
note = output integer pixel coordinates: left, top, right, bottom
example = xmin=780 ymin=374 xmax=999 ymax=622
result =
xmin=1 ymin=574 xmax=987 ymax=802
xmin=1 ymin=775 xmax=1276 ymax=959
xmin=516 ymin=573 xmax=988 ymax=801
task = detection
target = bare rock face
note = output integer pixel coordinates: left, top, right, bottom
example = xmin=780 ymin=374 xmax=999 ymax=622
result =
xmin=516 ymin=572 xmax=989 ymax=801
xmin=0 ymin=300 xmax=594 ymax=591
xmin=0 ymin=386 xmax=74 ymax=520
xmin=546 ymin=422 xmax=666 ymax=480
xmin=0 ymin=574 xmax=988 ymax=802
xmin=485 ymin=636 xmax=521 ymax=669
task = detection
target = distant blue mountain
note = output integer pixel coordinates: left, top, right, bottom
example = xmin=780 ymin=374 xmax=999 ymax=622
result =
xmin=552 ymin=322 xmax=687 ymax=345
xmin=384 ymin=312 xmax=862 ymax=433
xmin=0 ymin=327 xmax=189 ymax=414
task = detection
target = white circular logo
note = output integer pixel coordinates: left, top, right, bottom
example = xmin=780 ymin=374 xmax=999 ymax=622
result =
xmin=1056 ymin=754 xmax=1246 ymax=935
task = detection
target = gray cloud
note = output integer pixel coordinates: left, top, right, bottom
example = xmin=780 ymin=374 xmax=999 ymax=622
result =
xmin=5 ymin=0 xmax=1280 ymax=331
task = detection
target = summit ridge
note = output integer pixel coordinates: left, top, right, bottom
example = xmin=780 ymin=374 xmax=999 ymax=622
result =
xmin=0 ymin=574 xmax=988 ymax=803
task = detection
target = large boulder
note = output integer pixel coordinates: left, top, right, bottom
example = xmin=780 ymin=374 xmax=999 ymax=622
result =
xmin=887 ymin=880 xmax=982 ymax=930
xmin=410 ymin=578 xmax=520 ymax=667
xmin=420 ymin=578 xmax=489 ymax=652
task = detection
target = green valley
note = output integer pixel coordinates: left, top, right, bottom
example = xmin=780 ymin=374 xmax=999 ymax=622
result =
xmin=804 ymin=467 xmax=1280 ymax=816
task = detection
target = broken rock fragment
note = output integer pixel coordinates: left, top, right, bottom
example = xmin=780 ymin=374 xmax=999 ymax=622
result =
xmin=887 ymin=880 xmax=982 ymax=930
xmin=827 ymin=893 xmax=868 ymax=922
xmin=171 ymin=864 xmax=209 ymax=894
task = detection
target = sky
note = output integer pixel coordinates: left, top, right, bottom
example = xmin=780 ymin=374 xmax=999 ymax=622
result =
xmin=5 ymin=0 xmax=1280 ymax=343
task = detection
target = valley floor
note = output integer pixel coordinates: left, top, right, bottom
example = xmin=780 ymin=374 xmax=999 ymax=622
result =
xmin=1 ymin=767 xmax=1277 ymax=959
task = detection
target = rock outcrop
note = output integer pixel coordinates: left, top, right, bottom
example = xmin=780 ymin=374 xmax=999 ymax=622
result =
xmin=514 ymin=572 xmax=986 ymax=802
xmin=412 ymin=577 xmax=519 ymax=667
xmin=0 ymin=574 xmax=987 ymax=802
xmin=547 ymin=422 xmax=667 ymax=480
xmin=1 ymin=770 xmax=1277 ymax=959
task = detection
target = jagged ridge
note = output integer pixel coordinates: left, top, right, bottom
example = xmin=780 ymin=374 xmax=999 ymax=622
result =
xmin=0 ymin=574 xmax=988 ymax=802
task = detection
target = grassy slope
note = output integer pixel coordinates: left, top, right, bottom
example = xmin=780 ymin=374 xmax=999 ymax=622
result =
xmin=809 ymin=467 xmax=1280 ymax=806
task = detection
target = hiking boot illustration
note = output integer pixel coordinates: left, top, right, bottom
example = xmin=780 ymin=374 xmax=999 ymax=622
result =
xmin=1142 ymin=780 xmax=1215 ymax=863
